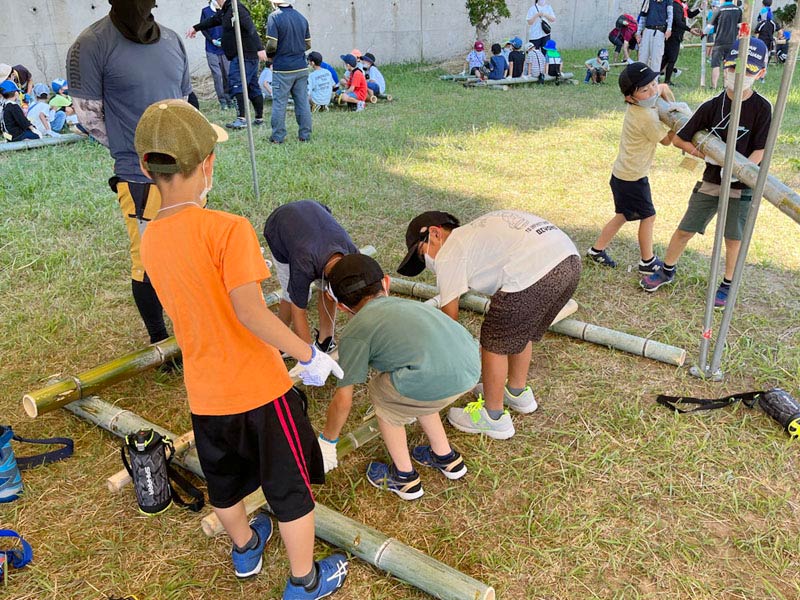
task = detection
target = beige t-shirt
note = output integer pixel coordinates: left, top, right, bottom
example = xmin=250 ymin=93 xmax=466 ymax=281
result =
xmin=612 ymin=103 xmax=668 ymax=181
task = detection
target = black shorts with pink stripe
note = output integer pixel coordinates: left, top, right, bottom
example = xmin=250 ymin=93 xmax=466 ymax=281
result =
xmin=191 ymin=386 xmax=324 ymax=522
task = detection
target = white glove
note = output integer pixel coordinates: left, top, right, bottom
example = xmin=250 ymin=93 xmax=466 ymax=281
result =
xmin=318 ymin=434 xmax=338 ymax=472
xmin=213 ymin=38 xmax=222 ymax=47
xmin=45 ymin=130 xmax=61 ymax=138
xmin=288 ymin=345 xmax=344 ymax=387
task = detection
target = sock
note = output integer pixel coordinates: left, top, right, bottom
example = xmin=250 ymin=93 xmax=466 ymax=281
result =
xmin=486 ymin=408 xmax=505 ymax=420
xmin=589 ymin=247 xmax=602 ymax=255
xmin=131 ymin=279 xmax=168 ymax=343
xmin=433 ymin=449 xmax=456 ymax=461
xmin=251 ymin=93 xmax=264 ymax=119
xmin=234 ymin=93 xmax=245 ymax=118
xmin=506 ymin=386 xmax=525 ymax=396
xmin=721 ymin=278 xmax=732 ymax=287
xmin=233 ymin=529 xmax=259 ymax=554
xmin=663 ymin=263 xmax=676 ymax=273
xmin=640 ymin=256 xmax=655 ymax=265
xmin=393 ymin=466 xmax=415 ymax=479
xmin=291 ymin=563 xmax=319 ymax=591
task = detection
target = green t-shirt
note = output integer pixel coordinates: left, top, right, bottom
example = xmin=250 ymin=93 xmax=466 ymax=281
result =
xmin=337 ymin=296 xmax=481 ymax=401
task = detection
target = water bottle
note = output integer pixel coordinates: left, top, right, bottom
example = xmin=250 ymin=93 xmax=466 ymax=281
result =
xmin=758 ymin=389 xmax=800 ymax=438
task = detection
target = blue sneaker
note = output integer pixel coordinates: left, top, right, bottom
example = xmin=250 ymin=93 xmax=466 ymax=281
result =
xmin=231 ymin=512 xmax=273 ymax=579
xmin=586 ymin=248 xmax=617 ymax=268
xmin=411 ymin=446 xmax=467 ymax=480
xmin=282 ymin=553 xmax=349 ymax=599
xmin=0 ymin=426 xmax=23 ymax=503
xmin=714 ymin=282 xmax=730 ymax=310
xmin=640 ymin=268 xmax=675 ymax=292
xmin=366 ymin=462 xmax=424 ymax=500
xmin=638 ymin=256 xmax=663 ymax=275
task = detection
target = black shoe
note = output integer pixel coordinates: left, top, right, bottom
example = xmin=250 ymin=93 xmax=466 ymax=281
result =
xmin=253 ymin=118 xmax=264 ymax=126
xmin=314 ymin=329 xmax=336 ymax=353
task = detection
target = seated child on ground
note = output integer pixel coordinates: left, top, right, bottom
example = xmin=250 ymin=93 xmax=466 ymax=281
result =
xmin=585 ymin=48 xmax=611 ymax=83
xmin=543 ymin=40 xmax=562 ymax=79
xmin=318 ymin=254 xmax=480 ymax=500
xmin=319 ymin=59 xmax=340 ymax=92
xmin=524 ymin=42 xmax=546 ymax=80
xmin=307 ymin=52 xmax=334 ymax=110
xmin=360 ymin=53 xmax=386 ymax=99
xmin=507 ymin=37 xmax=525 ymax=78
xmin=336 ymin=53 xmax=367 ymax=111
xmin=26 ymin=84 xmax=66 ymax=137
xmin=465 ymin=41 xmax=487 ymax=80
xmin=259 ymin=60 xmax=273 ymax=99
xmin=1 ymin=81 xmax=40 ymax=142
xmin=135 ymin=99 xmax=348 ymax=599
xmin=50 ymin=79 xmax=79 ymax=125
xmin=487 ymin=43 xmax=509 ymax=80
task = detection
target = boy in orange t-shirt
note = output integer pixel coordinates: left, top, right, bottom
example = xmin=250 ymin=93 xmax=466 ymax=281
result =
xmin=336 ymin=53 xmax=366 ymax=111
xmin=136 ymin=100 xmax=348 ymax=600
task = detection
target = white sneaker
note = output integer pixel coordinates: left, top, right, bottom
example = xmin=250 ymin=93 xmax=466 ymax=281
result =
xmin=447 ymin=397 xmax=515 ymax=440
xmin=473 ymin=383 xmax=538 ymax=414
xmin=355 ymin=101 xmax=365 ymax=112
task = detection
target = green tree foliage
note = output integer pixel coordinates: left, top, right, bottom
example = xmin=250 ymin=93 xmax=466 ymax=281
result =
xmin=774 ymin=0 xmax=796 ymax=27
xmin=245 ymin=0 xmax=273 ymax=45
xmin=465 ymin=0 xmax=511 ymax=38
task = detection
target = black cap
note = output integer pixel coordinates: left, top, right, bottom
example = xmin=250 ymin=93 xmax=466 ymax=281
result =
xmin=307 ymin=51 xmax=323 ymax=65
xmin=340 ymin=53 xmax=357 ymax=68
xmin=396 ymin=211 xmax=460 ymax=277
xmin=362 ymin=52 xmax=376 ymax=65
xmin=327 ymin=254 xmax=385 ymax=305
xmin=618 ymin=62 xmax=659 ymax=97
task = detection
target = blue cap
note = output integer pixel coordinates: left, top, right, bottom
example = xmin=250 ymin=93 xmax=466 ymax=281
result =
xmin=51 ymin=78 xmax=68 ymax=93
xmin=33 ymin=83 xmax=50 ymax=98
xmin=511 ymin=36 xmax=523 ymax=49
xmin=340 ymin=53 xmax=357 ymax=68
xmin=544 ymin=39 xmax=557 ymax=51
xmin=0 ymin=80 xmax=20 ymax=94
xmin=724 ymin=38 xmax=768 ymax=74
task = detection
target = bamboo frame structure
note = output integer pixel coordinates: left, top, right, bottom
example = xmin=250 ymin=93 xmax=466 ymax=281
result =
xmin=389 ymin=277 xmax=686 ymax=366
xmin=0 ymin=133 xmax=84 ymax=153
xmin=656 ymin=99 xmax=800 ymax=225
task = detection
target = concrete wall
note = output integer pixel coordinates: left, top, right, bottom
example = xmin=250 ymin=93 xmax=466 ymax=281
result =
xmin=1 ymin=1 xmax=793 ymax=84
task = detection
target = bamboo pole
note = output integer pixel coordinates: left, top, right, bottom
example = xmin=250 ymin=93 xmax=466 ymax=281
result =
xmin=0 ymin=133 xmax=84 ymax=153
xmin=23 ymin=246 xmax=376 ymax=419
xmin=657 ymin=99 xmax=800 ymax=225
xmin=389 ymin=277 xmax=686 ymax=366
xmin=65 ymin=399 xmax=491 ymax=600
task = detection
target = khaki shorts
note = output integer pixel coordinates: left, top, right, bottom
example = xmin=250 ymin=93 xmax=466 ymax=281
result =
xmin=368 ymin=372 xmax=465 ymax=427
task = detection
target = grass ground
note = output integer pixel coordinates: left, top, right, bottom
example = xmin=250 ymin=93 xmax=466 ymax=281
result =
xmin=1 ymin=48 xmax=799 ymax=600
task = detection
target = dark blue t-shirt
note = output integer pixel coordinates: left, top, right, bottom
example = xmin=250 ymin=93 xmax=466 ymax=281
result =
xmin=488 ymin=55 xmax=507 ymax=80
xmin=200 ymin=5 xmax=225 ymax=55
xmin=266 ymin=5 xmax=310 ymax=72
xmin=263 ymin=200 xmax=359 ymax=309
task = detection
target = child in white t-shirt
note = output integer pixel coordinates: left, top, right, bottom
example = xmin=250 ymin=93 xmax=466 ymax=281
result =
xmin=26 ymin=84 xmax=65 ymax=137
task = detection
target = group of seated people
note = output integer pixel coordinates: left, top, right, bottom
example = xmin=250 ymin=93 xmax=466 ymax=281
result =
xmin=465 ymin=37 xmax=563 ymax=82
xmin=0 ymin=62 xmax=80 ymax=142
xmin=259 ymin=49 xmax=388 ymax=112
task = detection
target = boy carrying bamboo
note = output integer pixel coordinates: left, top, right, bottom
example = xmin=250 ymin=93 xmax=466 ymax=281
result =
xmin=135 ymin=99 xmax=348 ymax=600
xmin=318 ymin=254 xmax=480 ymax=500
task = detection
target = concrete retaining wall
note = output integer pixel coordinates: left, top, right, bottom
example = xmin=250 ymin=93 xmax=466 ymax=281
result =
xmin=1 ymin=1 xmax=792 ymax=84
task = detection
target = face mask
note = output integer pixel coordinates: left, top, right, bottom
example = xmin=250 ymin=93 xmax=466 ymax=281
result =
xmin=109 ymin=0 xmax=160 ymax=44
xmin=199 ymin=157 xmax=212 ymax=205
xmin=424 ymin=253 xmax=436 ymax=273
xmin=724 ymin=71 xmax=756 ymax=92
xmin=637 ymin=93 xmax=658 ymax=109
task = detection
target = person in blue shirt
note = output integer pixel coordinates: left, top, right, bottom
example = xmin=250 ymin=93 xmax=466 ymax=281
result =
xmin=199 ymin=0 xmax=232 ymax=109
xmin=487 ymin=43 xmax=509 ymax=80
xmin=266 ymin=1 xmax=312 ymax=143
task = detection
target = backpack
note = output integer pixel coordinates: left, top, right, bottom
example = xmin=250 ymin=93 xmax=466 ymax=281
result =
xmin=0 ymin=425 xmax=73 ymax=503
xmin=546 ymin=50 xmax=562 ymax=79
xmin=615 ymin=14 xmax=628 ymax=29
xmin=120 ymin=429 xmax=204 ymax=515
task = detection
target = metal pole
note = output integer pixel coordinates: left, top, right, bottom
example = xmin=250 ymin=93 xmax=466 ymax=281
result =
xmin=708 ymin=13 xmax=800 ymax=375
xmin=693 ymin=1 xmax=754 ymax=379
xmin=231 ymin=0 xmax=260 ymax=199
xmin=700 ymin=0 xmax=708 ymax=87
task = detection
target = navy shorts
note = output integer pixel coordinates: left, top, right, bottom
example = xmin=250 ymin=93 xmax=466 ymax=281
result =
xmin=610 ymin=175 xmax=656 ymax=221
xmin=191 ymin=387 xmax=324 ymax=522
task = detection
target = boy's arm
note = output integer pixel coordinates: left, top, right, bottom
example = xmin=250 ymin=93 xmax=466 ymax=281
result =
xmin=441 ymin=297 xmax=459 ymax=321
xmin=660 ymin=129 xmax=676 ymax=146
xmin=229 ymin=281 xmax=313 ymax=361
xmin=672 ymin=134 xmax=704 ymax=158
xmin=290 ymin=304 xmax=313 ymax=344
xmin=322 ymin=385 xmax=354 ymax=441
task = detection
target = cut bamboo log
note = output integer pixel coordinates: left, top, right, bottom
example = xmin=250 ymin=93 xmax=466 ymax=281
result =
xmin=465 ymin=73 xmax=574 ymax=88
xmin=657 ymin=99 xmax=800 ymax=225
xmin=200 ymin=417 xmax=381 ymax=536
xmin=23 ymin=246 xmax=377 ymax=419
xmin=66 ymin=400 xmax=491 ymax=600
xmin=439 ymin=74 xmax=477 ymax=81
xmin=389 ymin=277 xmax=686 ymax=366
xmin=0 ymin=133 xmax=85 ymax=153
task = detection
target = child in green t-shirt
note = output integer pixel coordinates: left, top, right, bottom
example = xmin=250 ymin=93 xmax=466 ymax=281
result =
xmin=317 ymin=254 xmax=481 ymax=500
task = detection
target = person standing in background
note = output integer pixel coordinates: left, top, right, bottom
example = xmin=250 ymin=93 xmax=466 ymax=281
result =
xmin=636 ymin=0 xmax=674 ymax=74
xmin=527 ymin=0 xmax=556 ymax=50
xmin=200 ymin=0 xmax=232 ymax=110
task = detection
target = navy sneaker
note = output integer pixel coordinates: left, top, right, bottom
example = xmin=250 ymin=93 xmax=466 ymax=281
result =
xmin=226 ymin=117 xmax=247 ymax=130
xmin=231 ymin=512 xmax=273 ymax=579
xmin=640 ymin=268 xmax=675 ymax=292
xmin=714 ymin=282 xmax=730 ymax=310
xmin=282 ymin=553 xmax=349 ymax=599
xmin=586 ymin=248 xmax=617 ymax=268
xmin=366 ymin=462 xmax=424 ymax=500
xmin=638 ymin=256 xmax=663 ymax=275
xmin=411 ymin=446 xmax=467 ymax=480
xmin=0 ymin=427 xmax=23 ymax=503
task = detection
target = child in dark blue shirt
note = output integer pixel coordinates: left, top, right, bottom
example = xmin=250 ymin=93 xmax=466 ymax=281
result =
xmin=488 ymin=43 xmax=509 ymax=80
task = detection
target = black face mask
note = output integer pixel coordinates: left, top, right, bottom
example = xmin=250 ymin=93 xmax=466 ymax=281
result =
xmin=109 ymin=0 xmax=161 ymax=44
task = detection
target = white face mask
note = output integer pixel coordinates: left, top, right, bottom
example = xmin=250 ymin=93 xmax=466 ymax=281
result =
xmin=199 ymin=156 xmax=212 ymax=205
xmin=637 ymin=93 xmax=659 ymax=109
xmin=424 ymin=253 xmax=436 ymax=273
xmin=724 ymin=71 xmax=756 ymax=92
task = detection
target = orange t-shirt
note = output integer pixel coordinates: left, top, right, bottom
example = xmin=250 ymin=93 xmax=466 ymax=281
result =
xmin=350 ymin=68 xmax=368 ymax=101
xmin=140 ymin=206 xmax=293 ymax=416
